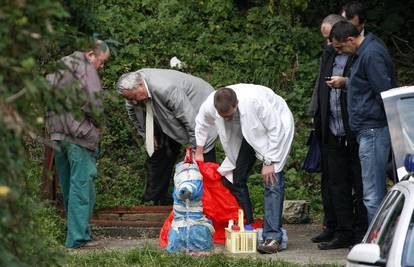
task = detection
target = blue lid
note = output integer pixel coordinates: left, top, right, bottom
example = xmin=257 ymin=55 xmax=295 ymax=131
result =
xmin=404 ymin=154 xmax=414 ymax=173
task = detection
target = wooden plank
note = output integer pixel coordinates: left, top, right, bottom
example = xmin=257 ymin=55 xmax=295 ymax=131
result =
xmin=91 ymin=219 xmax=165 ymax=227
xmin=96 ymin=206 xmax=172 ymax=214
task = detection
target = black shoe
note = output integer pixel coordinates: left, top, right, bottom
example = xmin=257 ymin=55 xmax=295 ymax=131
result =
xmin=318 ymin=237 xmax=354 ymax=250
xmin=311 ymin=229 xmax=334 ymax=243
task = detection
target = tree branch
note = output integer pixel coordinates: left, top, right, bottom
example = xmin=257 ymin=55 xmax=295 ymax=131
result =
xmin=6 ymin=88 xmax=26 ymax=103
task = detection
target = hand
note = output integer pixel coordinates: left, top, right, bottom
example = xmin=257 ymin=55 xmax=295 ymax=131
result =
xmin=194 ymin=146 xmax=204 ymax=162
xmin=261 ymin=164 xmax=277 ymax=186
xmin=326 ymin=76 xmax=346 ymax=88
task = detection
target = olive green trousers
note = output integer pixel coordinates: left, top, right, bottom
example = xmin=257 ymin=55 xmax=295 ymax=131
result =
xmin=54 ymin=140 xmax=97 ymax=248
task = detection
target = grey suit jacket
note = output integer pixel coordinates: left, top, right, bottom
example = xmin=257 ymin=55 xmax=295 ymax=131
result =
xmin=125 ymin=68 xmax=217 ymax=152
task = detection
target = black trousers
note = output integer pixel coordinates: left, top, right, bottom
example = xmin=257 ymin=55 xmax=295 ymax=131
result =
xmin=143 ymin=133 xmax=216 ymax=202
xmin=326 ymin=130 xmax=367 ymax=239
xmin=222 ymin=138 xmax=256 ymax=224
xmin=320 ymin=142 xmax=337 ymax=231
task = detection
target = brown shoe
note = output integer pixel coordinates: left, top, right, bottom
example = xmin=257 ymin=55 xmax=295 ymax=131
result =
xmin=257 ymin=239 xmax=281 ymax=254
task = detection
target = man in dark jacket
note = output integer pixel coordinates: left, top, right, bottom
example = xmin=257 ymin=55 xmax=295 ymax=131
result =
xmin=312 ymin=15 xmax=367 ymax=250
xmin=330 ymin=21 xmax=396 ymax=224
xmin=45 ymin=40 xmax=110 ymax=248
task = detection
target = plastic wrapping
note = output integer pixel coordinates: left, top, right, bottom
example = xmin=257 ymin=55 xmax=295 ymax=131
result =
xmin=165 ymin=160 xmax=214 ymax=253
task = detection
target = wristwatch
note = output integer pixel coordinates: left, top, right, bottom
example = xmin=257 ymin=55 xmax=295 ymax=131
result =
xmin=263 ymin=159 xmax=273 ymax=166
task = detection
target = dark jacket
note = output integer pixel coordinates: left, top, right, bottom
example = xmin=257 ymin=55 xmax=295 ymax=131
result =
xmin=314 ymin=45 xmax=355 ymax=145
xmin=347 ymin=33 xmax=396 ymax=132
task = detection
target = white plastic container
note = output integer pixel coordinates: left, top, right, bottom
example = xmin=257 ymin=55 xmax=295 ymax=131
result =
xmin=281 ymin=227 xmax=288 ymax=250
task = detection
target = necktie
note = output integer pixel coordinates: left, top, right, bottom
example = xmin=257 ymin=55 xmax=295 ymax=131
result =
xmin=145 ymin=101 xmax=154 ymax=157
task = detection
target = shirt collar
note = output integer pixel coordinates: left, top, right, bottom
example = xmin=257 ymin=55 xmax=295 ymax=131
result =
xmin=356 ymin=33 xmax=371 ymax=57
xmin=142 ymin=76 xmax=151 ymax=98
xmin=214 ymin=105 xmax=244 ymax=120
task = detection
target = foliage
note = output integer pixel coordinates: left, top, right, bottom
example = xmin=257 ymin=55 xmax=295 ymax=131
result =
xmin=0 ymin=0 xmax=77 ymax=266
xmin=26 ymin=143 xmax=67 ymax=247
xmin=300 ymin=0 xmax=414 ymax=85
xmin=2 ymin=0 xmax=413 ymax=264
xmin=64 ymin=246 xmax=339 ymax=267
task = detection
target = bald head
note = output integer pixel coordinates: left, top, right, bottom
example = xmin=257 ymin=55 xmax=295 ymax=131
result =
xmin=93 ymin=39 xmax=110 ymax=55
xmin=84 ymin=39 xmax=110 ymax=70
xmin=320 ymin=14 xmax=346 ymax=41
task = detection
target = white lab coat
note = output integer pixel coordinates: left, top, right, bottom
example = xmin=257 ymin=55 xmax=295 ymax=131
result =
xmin=195 ymin=84 xmax=295 ymax=182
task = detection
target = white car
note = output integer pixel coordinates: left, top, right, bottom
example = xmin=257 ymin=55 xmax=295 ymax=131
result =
xmin=347 ymin=86 xmax=414 ymax=267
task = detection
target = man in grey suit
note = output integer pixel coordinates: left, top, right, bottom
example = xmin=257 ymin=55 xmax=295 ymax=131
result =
xmin=116 ymin=69 xmax=217 ymax=204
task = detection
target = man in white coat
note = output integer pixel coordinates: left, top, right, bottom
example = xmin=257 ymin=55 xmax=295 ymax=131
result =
xmin=194 ymin=84 xmax=294 ymax=253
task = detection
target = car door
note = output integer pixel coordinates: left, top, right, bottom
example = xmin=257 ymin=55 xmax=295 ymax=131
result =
xmin=381 ymin=86 xmax=414 ymax=181
xmin=402 ymin=210 xmax=414 ymax=267
xmin=365 ymin=189 xmax=405 ymax=263
xmin=360 ymin=182 xmax=414 ymax=267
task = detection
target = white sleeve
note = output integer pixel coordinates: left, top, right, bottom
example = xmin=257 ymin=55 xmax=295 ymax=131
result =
xmin=195 ymin=98 xmax=216 ymax=147
xmin=256 ymin=100 xmax=286 ymax=164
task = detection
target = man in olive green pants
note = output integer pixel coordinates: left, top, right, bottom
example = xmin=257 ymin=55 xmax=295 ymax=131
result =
xmin=45 ymin=40 xmax=110 ymax=248
xmin=53 ymin=141 xmax=98 ymax=247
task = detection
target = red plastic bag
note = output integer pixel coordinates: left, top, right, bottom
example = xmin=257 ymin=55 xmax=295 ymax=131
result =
xmin=159 ymin=211 xmax=174 ymax=247
xmin=159 ymin=161 xmax=241 ymax=246
xmin=159 ymin=161 xmax=264 ymax=247
xmin=199 ymin=161 xmax=241 ymax=243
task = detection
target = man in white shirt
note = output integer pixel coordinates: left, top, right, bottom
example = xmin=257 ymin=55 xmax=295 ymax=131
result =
xmin=195 ymin=84 xmax=294 ymax=253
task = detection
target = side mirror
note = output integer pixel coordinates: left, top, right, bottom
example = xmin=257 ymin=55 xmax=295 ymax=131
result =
xmin=347 ymin=244 xmax=386 ymax=266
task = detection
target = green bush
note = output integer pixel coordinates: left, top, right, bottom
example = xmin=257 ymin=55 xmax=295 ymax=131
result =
xmin=0 ymin=0 xmax=73 ymax=265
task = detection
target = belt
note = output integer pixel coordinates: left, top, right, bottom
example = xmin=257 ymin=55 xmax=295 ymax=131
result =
xmin=328 ymin=130 xmax=347 ymax=146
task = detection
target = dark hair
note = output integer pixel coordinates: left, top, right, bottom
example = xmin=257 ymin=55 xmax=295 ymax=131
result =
xmin=214 ymin=87 xmax=238 ymax=113
xmin=329 ymin=21 xmax=360 ymax=42
xmin=341 ymin=1 xmax=367 ymax=24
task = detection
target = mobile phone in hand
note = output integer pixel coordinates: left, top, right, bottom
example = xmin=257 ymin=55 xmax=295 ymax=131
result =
xmin=324 ymin=76 xmax=332 ymax=81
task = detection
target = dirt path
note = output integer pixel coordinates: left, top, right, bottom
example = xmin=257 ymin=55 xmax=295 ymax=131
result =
xmin=75 ymin=224 xmax=348 ymax=265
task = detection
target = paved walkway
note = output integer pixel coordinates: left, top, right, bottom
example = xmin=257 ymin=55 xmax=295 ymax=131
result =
xmin=73 ymin=223 xmax=349 ymax=265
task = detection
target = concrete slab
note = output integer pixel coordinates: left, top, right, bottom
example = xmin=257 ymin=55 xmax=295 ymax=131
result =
xmin=72 ymin=223 xmax=348 ymax=265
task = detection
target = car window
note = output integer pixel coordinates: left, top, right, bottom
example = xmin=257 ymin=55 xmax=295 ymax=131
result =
xmin=384 ymin=94 xmax=414 ymax=177
xmin=376 ymin=194 xmax=404 ymax=259
xmin=397 ymin=97 xmax=414 ymax=154
xmin=402 ymin=212 xmax=414 ymax=267
xmin=366 ymin=191 xmax=401 ymax=243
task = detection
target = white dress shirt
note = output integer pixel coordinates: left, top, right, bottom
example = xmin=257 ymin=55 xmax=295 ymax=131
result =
xmin=195 ymin=83 xmax=295 ymax=182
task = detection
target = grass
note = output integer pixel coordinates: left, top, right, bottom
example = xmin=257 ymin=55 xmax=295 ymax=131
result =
xmin=64 ymin=246 xmax=339 ymax=267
